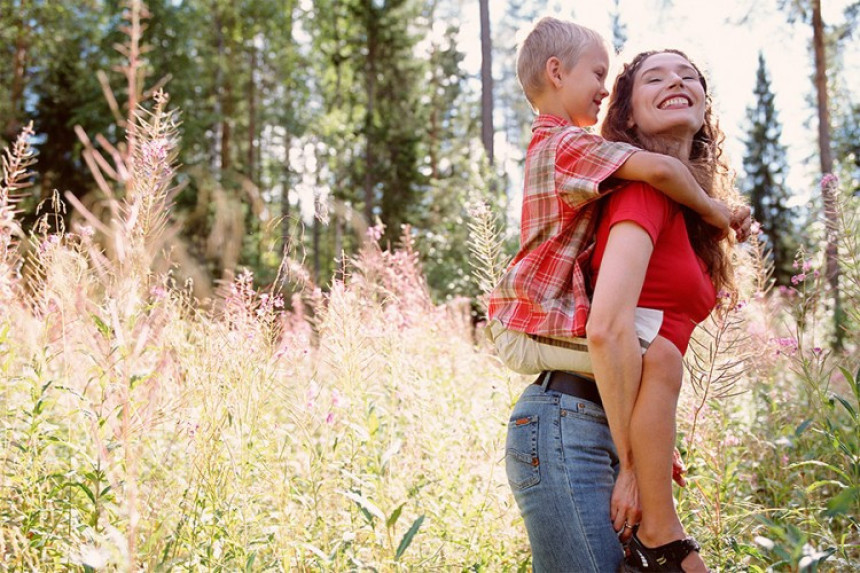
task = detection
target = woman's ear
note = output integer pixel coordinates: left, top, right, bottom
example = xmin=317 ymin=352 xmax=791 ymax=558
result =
xmin=545 ymin=57 xmax=563 ymax=89
xmin=626 ymin=115 xmax=635 ymax=129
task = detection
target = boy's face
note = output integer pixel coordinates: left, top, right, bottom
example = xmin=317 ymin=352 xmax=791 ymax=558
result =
xmin=558 ymin=41 xmax=610 ymax=127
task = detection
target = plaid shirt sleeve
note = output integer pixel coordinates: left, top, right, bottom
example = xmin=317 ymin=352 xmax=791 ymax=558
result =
xmin=554 ymin=128 xmax=639 ymax=208
xmin=488 ymin=116 xmax=639 ymax=338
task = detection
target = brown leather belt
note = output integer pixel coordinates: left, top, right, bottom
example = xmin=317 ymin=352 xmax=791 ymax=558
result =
xmin=533 ymin=370 xmax=603 ymax=409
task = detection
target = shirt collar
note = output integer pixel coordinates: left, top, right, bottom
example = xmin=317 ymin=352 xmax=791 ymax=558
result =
xmin=532 ymin=114 xmax=573 ymax=131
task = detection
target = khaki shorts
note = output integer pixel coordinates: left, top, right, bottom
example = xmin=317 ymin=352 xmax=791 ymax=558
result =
xmin=486 ymin=308 xmax=664 ymax=376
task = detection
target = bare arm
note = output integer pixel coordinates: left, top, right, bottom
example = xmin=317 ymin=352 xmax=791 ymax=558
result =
xmin=586 ymin=222 xmax=653 ymax=530
xmin=613 ymin=151 xmax=731 ymax=232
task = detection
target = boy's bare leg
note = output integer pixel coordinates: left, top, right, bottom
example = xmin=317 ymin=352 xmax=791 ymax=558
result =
xmin=633 ymin=336 xmax=707 ymax=572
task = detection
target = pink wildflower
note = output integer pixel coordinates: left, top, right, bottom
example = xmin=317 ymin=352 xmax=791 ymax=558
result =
xmin=150 ymin=285 xmax=167 ymax=300
xmin=367 ymin=224 xmax=384 ymax=242
xmin=142 ymin=138 xmax=170 ymax=163
xmin=467 ymin=201 xmax=491 ymax=219
xmin=39 ymin=234 xmax=60 ymax=253
xmin=326 ymin=412 xmax=335 ymax=424
xmin=820 ymin=173 xmax=838 ymax=190
xmin=791 ymin=273 xmax=806 ymax=285
xmin=772 ymin=337 xmax=798 ymax=356
xmin=750 ymin=220 xmax=762 ymax=236
xmin=723 ymin=432 xmax=741 ymax=447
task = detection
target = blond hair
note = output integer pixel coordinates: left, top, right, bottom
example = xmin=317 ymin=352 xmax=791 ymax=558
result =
xmin=516 ymin=17 xmax=606 ymax=107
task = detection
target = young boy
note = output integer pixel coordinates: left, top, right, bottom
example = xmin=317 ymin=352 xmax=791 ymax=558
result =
xmin=486 ymin=17 xmax=732 ymax=375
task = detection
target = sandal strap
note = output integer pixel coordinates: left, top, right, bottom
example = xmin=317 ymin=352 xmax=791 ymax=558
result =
xmin=627 ymin=533 xmax=701 ymax=571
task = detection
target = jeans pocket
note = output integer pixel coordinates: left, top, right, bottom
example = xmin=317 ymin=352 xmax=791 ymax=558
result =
xmin=505 ymin=414 xmax=540 ymax=490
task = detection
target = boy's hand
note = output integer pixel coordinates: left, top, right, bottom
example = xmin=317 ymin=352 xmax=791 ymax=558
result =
xmin=672 ymin=448 xmax=687 ymax=487
xmin=730 ymin=205 xmax=752 ymax=243
xmin=701 ymin=198 xmax=731 ymax=232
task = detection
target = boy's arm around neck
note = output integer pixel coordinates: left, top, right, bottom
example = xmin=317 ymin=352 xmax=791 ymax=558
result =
xmin=612 ymin=151 xmax=730 ymax=232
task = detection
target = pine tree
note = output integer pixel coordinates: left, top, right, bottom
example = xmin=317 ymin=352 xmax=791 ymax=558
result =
xmin=742 ymin=52 xmax=796 ymax=285
xmin=610 ymin=0 xmax=627 ymax=55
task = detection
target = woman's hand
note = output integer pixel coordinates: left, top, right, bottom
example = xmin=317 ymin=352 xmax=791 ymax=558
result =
xmin=730 ymin=205 xmax=752 ymax=243
xmin=611 ymin=466 xmax=642 ymax=542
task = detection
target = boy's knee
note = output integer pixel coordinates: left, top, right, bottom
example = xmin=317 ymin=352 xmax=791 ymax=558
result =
xmin=643 ymin=336 xmax=684 ymax=390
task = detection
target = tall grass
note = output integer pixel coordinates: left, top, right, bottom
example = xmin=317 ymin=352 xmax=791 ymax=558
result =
xmin=0 ymin=100 xmax=529 ymax=571
xmin=1 ymin=98 xmax=858 ymax=571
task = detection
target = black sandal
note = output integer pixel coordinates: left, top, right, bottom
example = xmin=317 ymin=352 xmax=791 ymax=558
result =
xmin=623 ymin=531 xmax=703 ymax=572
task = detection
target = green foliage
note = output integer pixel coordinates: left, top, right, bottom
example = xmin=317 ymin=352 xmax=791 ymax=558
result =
xmin=742 ymin=52 xmax=797 ymax=286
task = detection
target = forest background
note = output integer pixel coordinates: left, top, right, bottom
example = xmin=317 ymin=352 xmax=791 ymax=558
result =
xmin=0 ymin=0 xmax=859 ymax=570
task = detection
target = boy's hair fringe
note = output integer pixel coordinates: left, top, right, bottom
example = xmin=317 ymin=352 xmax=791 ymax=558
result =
xmin=516 ymin=17 xmax=606 ymax=109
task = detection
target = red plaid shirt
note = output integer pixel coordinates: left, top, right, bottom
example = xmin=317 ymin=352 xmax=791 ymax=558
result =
xmin=487 ymin=115 xmax=637 ymax=337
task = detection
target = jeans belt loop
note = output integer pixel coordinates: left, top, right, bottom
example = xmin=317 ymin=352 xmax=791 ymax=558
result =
xmin=540 ymin=370 xmax=552 ymax=391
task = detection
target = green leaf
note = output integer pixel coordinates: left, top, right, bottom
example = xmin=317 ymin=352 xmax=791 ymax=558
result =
xmin=824 ymin=486 xmax=860 ymax=517
xmin=301 ymin=542 xmax=330 ymax=563
xmin=367 ymin=410 xmax=380 ymax=436
xmin=340 ymin=491 xmax=384 ymax=523
xmin=71 ymin=482 xmax=96 ymax=504
xmin=795 ymin=419 xmax=813 ymax=436
xmin=830 ymin=393 xmax=857 ymax=420
xmin=91 ymin=313 xmax=111 ymax=337
xmin=394 ymin=514 xmax=424 ymax=561
xmin=386 ymin=503 xmax=405 ymax=529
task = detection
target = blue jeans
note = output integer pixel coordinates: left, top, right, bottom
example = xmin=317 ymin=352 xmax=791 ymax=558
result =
xmin=506 ymin=382 xmax=623 ymax=572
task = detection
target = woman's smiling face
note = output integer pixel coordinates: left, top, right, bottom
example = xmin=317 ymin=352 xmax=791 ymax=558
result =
xmin=628 ymin=52 xmax=706 ymax=141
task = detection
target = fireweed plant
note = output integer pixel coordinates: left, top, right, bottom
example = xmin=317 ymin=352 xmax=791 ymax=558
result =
xmin=0 ymin=101 xmax=857 ymax=570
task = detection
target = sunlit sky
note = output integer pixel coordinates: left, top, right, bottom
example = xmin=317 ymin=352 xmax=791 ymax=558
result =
xmin=458 ymin=0 xmax=859 ymax=210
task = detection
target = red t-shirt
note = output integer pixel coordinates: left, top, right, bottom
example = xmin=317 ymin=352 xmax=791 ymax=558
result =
xmin=589 ymin=182 xmax=716 ymax=354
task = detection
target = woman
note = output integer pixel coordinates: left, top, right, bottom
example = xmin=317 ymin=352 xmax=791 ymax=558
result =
xmin=506 ymin=49 xmax=747 ymax=572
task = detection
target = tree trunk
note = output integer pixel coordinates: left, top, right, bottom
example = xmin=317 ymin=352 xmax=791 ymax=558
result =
xmin=247 ymin=39 xmax=257 ymax=185
xmin=812 ymin=0 xmax=842 ymax=344
xmin=280 ymin=0 xmax=297 ymax=255
xmin=281 ymin=141 xmax=292 ymax=255
xmin=363 ymin=3 xmax=377 ymax=227
xmin=214 ymin=7 xmax=232 ymax=174
xmin=812 ymin=1 xmax=837 ymax=281
xmin=6 ymin=0 xmax=28 ymax=141
xmin=220 ymin=89 xmax=233 ymax=173
xmin=479 ymin=0 xmax=494 ymax=165
xmin=313 ymin=192 xmax=321 ymax=285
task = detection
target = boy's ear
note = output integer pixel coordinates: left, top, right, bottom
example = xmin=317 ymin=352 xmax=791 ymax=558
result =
xmin=545 ymin=57 xmax=564 ymax=89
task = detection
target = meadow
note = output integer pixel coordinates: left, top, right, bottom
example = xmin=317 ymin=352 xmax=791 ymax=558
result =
xmin=1 ymin=97 xmax=858 ymax=571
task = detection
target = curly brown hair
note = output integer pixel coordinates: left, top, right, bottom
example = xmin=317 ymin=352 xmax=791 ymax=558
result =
xmin=601 ymin=49 xmax=740 ymax=295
